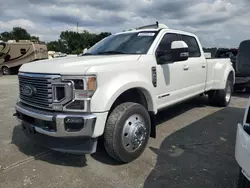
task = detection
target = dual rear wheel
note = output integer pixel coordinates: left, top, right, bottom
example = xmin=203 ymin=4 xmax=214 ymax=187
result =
xmin=208 ymin=76 xmax=233 ymax=107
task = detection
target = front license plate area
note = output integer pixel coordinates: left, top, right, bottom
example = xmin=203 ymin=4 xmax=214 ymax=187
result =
xmin=22 ymin=122 xmax=37 ymax=135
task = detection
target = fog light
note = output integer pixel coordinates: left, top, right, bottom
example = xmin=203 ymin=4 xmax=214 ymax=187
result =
xmin=64 ymin=117 xmax=84 ymax=132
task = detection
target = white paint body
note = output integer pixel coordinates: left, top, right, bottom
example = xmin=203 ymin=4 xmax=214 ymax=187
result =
xmin=235 ymin=97 xmax=250 ymax=181
xmin=19 ymin=28 xmax=235 ymax=138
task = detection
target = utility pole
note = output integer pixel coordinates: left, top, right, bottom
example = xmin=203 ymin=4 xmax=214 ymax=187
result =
xmin=77 ymin=22 xmax=78 ymax=33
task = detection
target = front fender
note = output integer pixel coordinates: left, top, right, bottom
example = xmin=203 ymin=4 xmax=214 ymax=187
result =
xmin=90 ymin=73 xmax=157 ymax=114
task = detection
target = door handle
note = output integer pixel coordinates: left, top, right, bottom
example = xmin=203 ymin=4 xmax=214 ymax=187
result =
xmin=202 ymin=64 xmax=206 ymax=68
xmin=183 ymin=65 xmax=189 ymax=70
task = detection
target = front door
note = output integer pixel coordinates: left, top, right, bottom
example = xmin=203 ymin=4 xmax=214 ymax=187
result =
xmin=155 ymin=33 xmax=190 ymax=109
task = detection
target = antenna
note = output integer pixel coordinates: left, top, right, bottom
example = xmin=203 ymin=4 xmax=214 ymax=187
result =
xmin=156 ymin=21 xmax=159 ymax=27
xmin=136 ymin=22 xmax=168 ymax=30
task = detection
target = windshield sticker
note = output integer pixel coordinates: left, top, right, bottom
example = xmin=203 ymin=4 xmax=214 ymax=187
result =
xmin=138 ymin=33 xmax=155 ymax=37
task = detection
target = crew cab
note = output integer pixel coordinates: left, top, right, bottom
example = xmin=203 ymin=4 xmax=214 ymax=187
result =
xmin=14 ymin=23 xmax=235 ymax=163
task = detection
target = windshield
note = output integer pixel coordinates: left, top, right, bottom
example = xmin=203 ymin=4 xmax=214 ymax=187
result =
xmin=86 ymin=31 xmax=158 ymax=55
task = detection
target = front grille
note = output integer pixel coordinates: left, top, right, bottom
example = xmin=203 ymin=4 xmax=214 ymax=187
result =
xmin=19 ymin=73 xmax=60 ymax=110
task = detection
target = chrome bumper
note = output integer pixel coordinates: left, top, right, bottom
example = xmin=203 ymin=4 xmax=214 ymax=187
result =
xmin=15 ymin=102 xmax=96 ymax=138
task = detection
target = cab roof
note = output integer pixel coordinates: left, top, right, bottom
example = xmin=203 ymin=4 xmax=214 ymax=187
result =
xmin=116 ymin=22 xmax=196 ymax=37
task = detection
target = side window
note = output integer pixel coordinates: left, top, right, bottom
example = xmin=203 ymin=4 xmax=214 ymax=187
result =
xmin=181 ymin=35 xmax=201 ymax=57
xmin=156 ymin=33 xmax=179 ymax=63
xmin=20 ymin=48 xmax=27 ymax=55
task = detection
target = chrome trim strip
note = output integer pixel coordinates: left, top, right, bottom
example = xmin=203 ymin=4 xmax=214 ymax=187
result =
xmin=15 ymin=103 xmax=97 ymax=137
xmin=19 ymin=72 xmax=61 ymax=79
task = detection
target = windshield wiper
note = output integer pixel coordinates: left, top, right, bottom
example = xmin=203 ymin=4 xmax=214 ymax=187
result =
xmin=79 ymin=53 xmax=94 ymax=56
xmin=97 ymin=51 xmax=125 ymax=55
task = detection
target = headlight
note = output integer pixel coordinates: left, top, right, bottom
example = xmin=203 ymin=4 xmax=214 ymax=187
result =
xmin=59 ymin=75 xmax=97 ymax=111
xmin=74 ymin=76 xmax=97 ymax=99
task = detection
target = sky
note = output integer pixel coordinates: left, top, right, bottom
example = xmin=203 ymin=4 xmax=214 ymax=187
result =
xmin=0 ymin=0 xmax=249 ymax=47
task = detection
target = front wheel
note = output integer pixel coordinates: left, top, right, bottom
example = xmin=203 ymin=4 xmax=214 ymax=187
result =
xmin=104 ymin=102 xmax=151 ymax=163
xmin=208 ymin=76 xmax=233 ymax=107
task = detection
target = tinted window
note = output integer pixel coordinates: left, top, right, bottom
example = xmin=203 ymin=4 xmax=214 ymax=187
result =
xmin=86 ymin=31 xmax=157 ymax=55
xmin=180 ymin=35 xmax=201 ymax=57
xmin=156 ymin=33 xmax=179 ymax=63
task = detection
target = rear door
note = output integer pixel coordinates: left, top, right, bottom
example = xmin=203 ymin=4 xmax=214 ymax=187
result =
xmin=180 ymin=34 xmax=207 ymax=95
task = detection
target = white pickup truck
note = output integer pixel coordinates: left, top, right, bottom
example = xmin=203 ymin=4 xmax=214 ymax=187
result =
xmin=14 ymin=23 xmax=235 ymax=163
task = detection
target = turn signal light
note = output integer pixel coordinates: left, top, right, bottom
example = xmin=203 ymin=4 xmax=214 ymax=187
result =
xmin=88 ymin=77 xmax=96 ymax=91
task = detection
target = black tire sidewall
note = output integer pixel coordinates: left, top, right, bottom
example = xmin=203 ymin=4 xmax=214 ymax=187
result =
xmin=114 ymin=104 xmax=151 ymax=162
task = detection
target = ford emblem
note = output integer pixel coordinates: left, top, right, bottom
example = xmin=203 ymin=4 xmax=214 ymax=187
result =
xmin=21 ymin=85 xmax=35 ymax=97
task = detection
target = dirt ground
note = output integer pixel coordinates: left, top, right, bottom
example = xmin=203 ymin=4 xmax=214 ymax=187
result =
xmin=0 ymin=75 xmax=249 ymax=188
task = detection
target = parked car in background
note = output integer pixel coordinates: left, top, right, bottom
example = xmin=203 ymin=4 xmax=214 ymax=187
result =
xmin=214 ymin=46 xmax=250 ymax=92
xmin=235 ymin=97 xmax=250 ymax=188
xmin=0 ymin=40 xmax=48 ymax=75
xmin=234 ymin=40 xmax=250 ymax=92
xmin=14 ymin=22 xmax=235 ymax=163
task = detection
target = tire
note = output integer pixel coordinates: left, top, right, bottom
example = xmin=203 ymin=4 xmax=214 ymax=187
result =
xmin=104 ymin=102 xmax=151 ymax=163
xmin=238 ymin=168 xmax=250 ymax=188
xmin=208 ymin=76 xmax=233 ymax=107
xmin=2 ymin=66 xmax=11 ymax=75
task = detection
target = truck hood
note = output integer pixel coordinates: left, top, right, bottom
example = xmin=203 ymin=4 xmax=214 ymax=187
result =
xmin=20 ymin=55 xmax=141 ymax=74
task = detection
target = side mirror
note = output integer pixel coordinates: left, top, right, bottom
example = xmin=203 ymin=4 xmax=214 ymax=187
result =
xmin=170 ymin=41 xmax=189 ymax=62
xmin=83 ymin=48 xmax=88 ymax=54
xmin=156 ymin=40 xmax=189 ymax=64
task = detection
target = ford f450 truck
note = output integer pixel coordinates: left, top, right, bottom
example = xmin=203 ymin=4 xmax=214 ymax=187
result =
xmin=14 ymin=23 xmax=235 ymax=163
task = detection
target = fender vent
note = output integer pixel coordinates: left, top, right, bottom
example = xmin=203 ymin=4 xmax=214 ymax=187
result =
xmin=152 ymin=66 xmax=157 ymax=87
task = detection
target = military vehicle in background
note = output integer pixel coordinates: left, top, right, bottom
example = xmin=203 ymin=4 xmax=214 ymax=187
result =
xmin=0 ymin=40 xmax=48 ymax=75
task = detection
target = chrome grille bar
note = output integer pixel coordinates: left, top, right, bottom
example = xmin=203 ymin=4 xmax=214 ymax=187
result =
xmin=18 ymin=73 xmax=61 ymax=110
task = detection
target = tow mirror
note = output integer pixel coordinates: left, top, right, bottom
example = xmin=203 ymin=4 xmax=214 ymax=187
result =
xmin=170 ymin=41 xmax=189 ymax=62
xmin=156 ymin=40 xmax=189 ymax=64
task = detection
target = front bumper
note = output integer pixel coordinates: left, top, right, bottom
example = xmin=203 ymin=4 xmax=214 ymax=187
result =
xmin=14 ymin=102 xmax=105 ymax=154
xmin=235 ymin=123 xmax=250 ymax=180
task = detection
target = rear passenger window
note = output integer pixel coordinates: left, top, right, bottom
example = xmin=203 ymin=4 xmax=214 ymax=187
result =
xmin=181 ymin=35 xmax=201 ymax=57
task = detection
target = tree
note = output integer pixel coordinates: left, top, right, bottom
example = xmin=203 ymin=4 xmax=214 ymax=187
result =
xmin=11 ymin=27 xmax=31 ymax=41
xmin=0 ymin=27 xmax=40 ymax=42
xmin=47 ymin=30 xmax=111 ymax=54
xmin=0 ymin=31 xmax=14 ymax=41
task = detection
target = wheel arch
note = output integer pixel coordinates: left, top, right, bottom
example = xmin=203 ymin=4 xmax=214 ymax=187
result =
xmin=220 ymin=66 xmax=235 ymax=89
xmin=104 ymin=86 xmax=157 ymax=139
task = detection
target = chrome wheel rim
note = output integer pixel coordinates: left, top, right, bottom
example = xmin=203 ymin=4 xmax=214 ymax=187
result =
xmin=225 ymin=82 xmax=231 ymax=102
xmin=122 ymin=114 xmax=147 ymax=152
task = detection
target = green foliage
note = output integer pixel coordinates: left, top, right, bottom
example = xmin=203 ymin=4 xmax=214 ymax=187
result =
xmin=0 ymin=27 xmax=223 ymax=56
xmin=48 ymin=30 xmax=111 ymax=54
xmin=203 ymin=47 xmax=218 ymax=58
xmin=0 ymin=27 xmax=40 ymax=42
xmin=0 ymin=27 xmax=111 ymax=54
